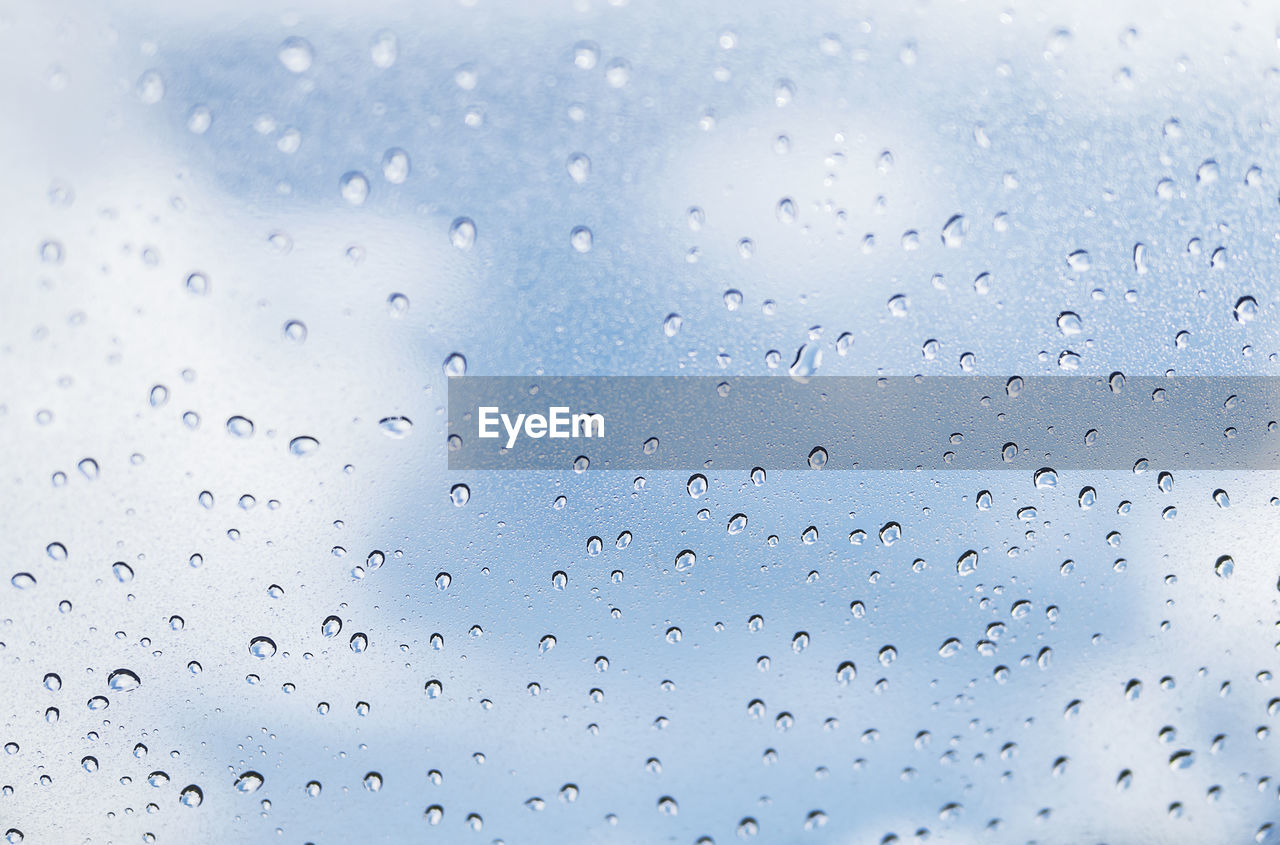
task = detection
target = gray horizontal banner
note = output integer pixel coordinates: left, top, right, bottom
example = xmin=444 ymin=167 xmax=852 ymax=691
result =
xmin=446 ymin=377 xmax=1279 ymax=471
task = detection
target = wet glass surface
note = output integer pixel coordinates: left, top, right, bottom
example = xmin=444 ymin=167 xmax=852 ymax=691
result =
xmin=2 ymin=1 xmax=1280 ymax=842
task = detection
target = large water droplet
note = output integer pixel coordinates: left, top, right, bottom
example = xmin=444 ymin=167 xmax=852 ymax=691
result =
xmin=289 ymin=436 xmax=319 ymax=456
xmin=107 ymin=669 xmax=140 ymax=692
xmin=248 ymin=637 xmax=277 ymax=659
xmin=1234 ymin=296 xmax=1259 ymax=324
xmin=234 ymin=771 xmax=264 ymax=793
xmin=442 ymin=353 xmax=467 ymax=377
xmin=179 ymin=784 xmax=203 ymax=807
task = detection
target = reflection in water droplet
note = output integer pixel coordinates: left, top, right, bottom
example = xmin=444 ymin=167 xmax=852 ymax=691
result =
xmin=235 ymin=771 xmax=264 ymax=793
xmin=686 ymin=474 xmax=707 ymax=499
xmin=450 ymin=218 xmax=476 ymax=250
xmin=226 ymin=416 xmax=254 ymax=437
xmin=443 ymin=353 xmax=467 ymax=377
xmin=289 ymin=436 xmax=319 ymax=456
xmin=941 ymin=214 xmax=967 ymax=247
xmin=1234 ymin=296 xmax=1258 ymax=324
xmin=1034 ymin=467 xmax=1058 ymax=488
xmin=278 ymin=37 xmax=314 ymax=72
xmin=382 ymin=148 xmax=410 ymax=184
xmin=107 ymin=669 xmax=140 ymax=692
xmin=340 ymin=172 xmax=369 ymax=206
xmin=248 ymin=637 xmax=277 ymax=659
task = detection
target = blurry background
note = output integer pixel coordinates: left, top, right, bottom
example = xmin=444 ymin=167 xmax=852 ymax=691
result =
xmin=2 ymin=0 xmax=1280 ymax=842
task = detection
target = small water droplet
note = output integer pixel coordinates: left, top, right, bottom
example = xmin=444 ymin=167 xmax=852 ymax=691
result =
xmin=278 ymin=37 xmax=314 ymax=73
xmin=450 ymin=218 xmax=476 ymax=250
xmin=340 ymin=172 xmax=369 ymax=206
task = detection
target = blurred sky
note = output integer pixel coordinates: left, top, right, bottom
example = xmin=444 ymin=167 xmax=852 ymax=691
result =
xmin=2 ymin=0 xmax=1280 ymax=842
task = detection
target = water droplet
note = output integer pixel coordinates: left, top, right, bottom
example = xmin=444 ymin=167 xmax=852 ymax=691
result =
xmin=248 ymin=637 xmax=276 ymax=659
xmin=675 ymin=550 xmax=696 ymax=571
xmin=728 ymin=513 xmax=748 ymax=535
xmin=107 ymin=669 xmax=140 ymax=692
xmin=605 ymin=58 xmax=630 ymax=87
xmin=1235 ymin=296 xmax=1259 ymax=324
xmin=1067 ymin=250 xmax=1091 ymax=271
xmin=135 ymin=70 xmax=164 ymax=104
xmin=686 ymin=474 xmax=708 ymax=498
xmin=573 ymin=41 xmax=599 ymax=69
xmin=340 ymin=172 xmax=369 ymax=206
xmin=941 ymin=214 xmax=967 ymax=247
xmin=776 ymin=197 xmax=796 ymax=223
xmin=370 ymin=30 xmax=398 ymax=68
xmin=879 ymin=522 xmax=901 ymax=545
xmin=363 ymin=772 xmax=382 ymax=792
xmin=442 ymin=353 xmax=467 ymax=377
xmin=450 ymin=484 xmax=470 ymax=507
xmin=570 ymin=226 xmax=593 ymax=253
xmin=1214 ymin=555 xmax=1234 ymax=579
xmin=278 ymin=37 xmax=314 ymax=73
xmin=226 ymin=416 xmax=254 ymax=437
xmin=179 ymin=785 xmax=203 ymax=807
xmin=289 ymin=436 xmax=318 ymax=456
xmin=808 ymin=447 xmax=828 ymax=469
xmin=567 ymin=153 xmax=590 ymax=184
xmin=382 ymin=149 xmax=410 ymax=184
xmin=424 ymin=679 xmax=443 ymax=698
xmin=1034 ymin=467 xmax=1058 ymax=488
xmin=956 ymin=549 xmax=978 ymax=576
xmin=1057 ymin=311 xmax=1082 ymax=335
xmin=789 ymin=343 xmax=823 ymax=379
xmin=450 ymin=218 xmax=476 ymax=250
